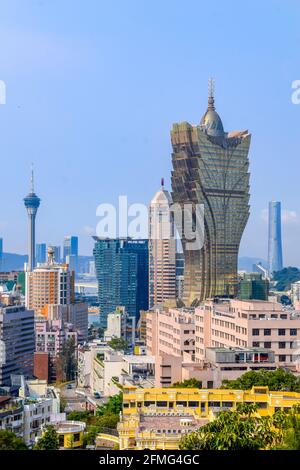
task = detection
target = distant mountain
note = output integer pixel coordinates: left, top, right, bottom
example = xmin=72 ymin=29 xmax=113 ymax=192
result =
xmin=238 ymin=257 xmax=267 ymax=272
xmin=1 ymin=253 xmax=28 ymax=271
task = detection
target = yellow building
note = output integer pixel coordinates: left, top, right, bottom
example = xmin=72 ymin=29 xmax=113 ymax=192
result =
xmin=118 ymin=385 xmax=300 ymax=450
xmin=53 ymin=421 xmax=86 ymax=449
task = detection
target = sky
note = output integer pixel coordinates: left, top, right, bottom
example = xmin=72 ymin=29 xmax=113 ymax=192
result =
xmin=0 ymin=0 xmax=299 ymax=266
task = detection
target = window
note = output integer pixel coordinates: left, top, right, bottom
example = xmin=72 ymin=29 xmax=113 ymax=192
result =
xmin=176 ymin=401 xmax=187 ymax=407
xmin=208 ymin=401 xmax=221 ymax=408
xmin=264 ymin=342 xmax=271 ymax=348
xmin=290 ymin=329 xmax=297 ymax=336
xmin=188 ymin=401 xmax=199 ymax=408
xmin=252 ymin=329 xmax=260 ymax=336
xmin=156 ymin=401 xmax=168 ymax=407
xmin=279 ymin=355 xmax=286 ymax=362
xmin=59 ymin=435 xmax=64 ymax=447
xmin=279 ymin=342 xmax=286 ymax=349
xmin=252 ymin=341 xmax=260 ymax=347
xmin=264 ymin=329 xmax=271 ymax=336
xmin=73 ymin=433 xmax=80 ymax=442
xmin=278 ymin=329 xmax=286 ymax=336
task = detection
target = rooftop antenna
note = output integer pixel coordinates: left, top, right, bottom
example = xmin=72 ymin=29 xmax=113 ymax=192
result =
xmin=208 ymin=77 xmax=215 ymax=110
xmin=30 ymin=162 xmax=34 ymax=193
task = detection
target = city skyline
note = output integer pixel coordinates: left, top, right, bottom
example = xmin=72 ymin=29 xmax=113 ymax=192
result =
xmin=0 ymin=1 xmax=299 ymax=267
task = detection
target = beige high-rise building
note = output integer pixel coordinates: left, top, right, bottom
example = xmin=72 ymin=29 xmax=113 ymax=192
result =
xmin=26 ymin=247 xmax=75 ymax=318
xmin=149 ymin=180 xmax=176 ymax=308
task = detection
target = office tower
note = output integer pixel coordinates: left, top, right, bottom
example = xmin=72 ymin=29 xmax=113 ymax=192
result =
xmin=148 ymin=179 xmax=176 ymax=308
xmin=268 ymin=201 xmax=283 ymax=275
xmin=175 ymin=252 xmax=185 ymax=300
xmin=93 ymin=238 xmax=148 ymax=328
xmin=238 ymin=272 xmax=269 ymax=301
xmin=0 ymin=304 xmax=35 ymax=386
xmin=26 ymin=247 xmax=75 ymax=316
xmin=63 ymin=235 xmax=78 ymax=261
xmin=24 ymin=167 xmax=40 ymax=271
xmin=171 ymin=80 xmax=251 ymax=306
xmin=36 ymin=243 xmax=46 ymax=264
xmin=0 ymin=238 xmax=2 ymax=271
xmin=49 ymin=245 xmax=61 ymax=263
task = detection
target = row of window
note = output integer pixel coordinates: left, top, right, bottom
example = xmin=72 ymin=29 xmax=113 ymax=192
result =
xmin=252 ymin=328 xmax=297 ymax=336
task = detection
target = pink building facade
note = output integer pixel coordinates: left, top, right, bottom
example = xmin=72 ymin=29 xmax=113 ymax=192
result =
xmin=195 ymin=299 xmax=300 ymax=367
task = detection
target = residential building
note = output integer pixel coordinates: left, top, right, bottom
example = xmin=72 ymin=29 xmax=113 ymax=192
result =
xmin=194 ymin=299 xmax=300 ymax=367
xmin=146 ymin=307 xmax=195 ymax=359
xmin=93 ymin=238 xmax=148 ymax=328
xmin=26 ymin=247 xmax=75 ymax=316
xmin=104 ymin=306 xmax=136 ymax=349
xmin=63 ymin=236 xmax=78 ymax=262
xmin=0 ymin=396 xmax=24 ymax=437
xmin=268 ymin=201 xmax=283 ymax=275
xmin=148 ymin=180 xmax=176 ymax=308
xmin=171 ymin=82 xmax=251 ymax=305
xmin=0 ymin=304 xmax=35 ymax=386
xmin=291 ymin=281 xmax=300 ymax=305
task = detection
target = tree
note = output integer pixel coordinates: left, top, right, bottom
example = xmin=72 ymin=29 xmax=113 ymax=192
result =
xmin=108 ymin=337 xmax=128 ymax=351
xmin=0 ymin=430 xmax=28 ymax=450
xmin=172 ymin=378 xmax=202 ymax=388
xmin=272 ymin=267 xmax=300 ymax=291
xmin=96 ymin=393 xmax=123 ymax=417
xmin=179 ymin=403 xmax=280 ymax=450
xmin=273 ymin=405 xmax=300 ymax=450
xmin=34 ymin=425 xmax=59 ymax=450
xmin=221 ymin=368 xmax=300 ymax=392
xmin=56 ymin=337 xmax=77 ymax=382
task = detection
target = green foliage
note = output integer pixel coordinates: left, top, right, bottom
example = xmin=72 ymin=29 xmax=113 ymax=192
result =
xmin=81 ymin=393 xmax=123 ymax=447
xmin=221 ymin=368 xmax=300 ymax=392
xmin=56 ymin=337 xmax=77 ymax=382
xmin=273 ymin=405 xmax=300 ymax=450
xmin=273 ymin=266 xmax=300 ymax=291
xmin=96 ymin=393 xmax=123 ymax=416
xmin=67 ymin=410 xmax=94 ymax=424
xmin=0 ymin=430 xmax=28 ymax=450
xmin=179 ymin=403 xmax=280 ymax=450
xmin=172 ymin=378 xmax=202 ymax=388
xmin=34 ymin=425 xmax=59 ymax=450
xmin=108 ymin=337 xmax=128 ymax=351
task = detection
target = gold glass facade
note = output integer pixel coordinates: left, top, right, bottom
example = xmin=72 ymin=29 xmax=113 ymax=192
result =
xmin=171 ymin=91 xmax=251 ymax=306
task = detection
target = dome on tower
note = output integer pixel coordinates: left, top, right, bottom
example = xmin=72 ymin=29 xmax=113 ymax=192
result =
xmin=200 ymin=78 xmax=224 ymax=137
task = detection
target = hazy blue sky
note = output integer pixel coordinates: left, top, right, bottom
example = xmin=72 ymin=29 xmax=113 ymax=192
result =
xmin=0 ymin=0 xmax=299 ymax=266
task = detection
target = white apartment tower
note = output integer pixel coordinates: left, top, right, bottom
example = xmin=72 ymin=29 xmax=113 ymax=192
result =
xmin=149 ymin=179 xmax=176 ymax=308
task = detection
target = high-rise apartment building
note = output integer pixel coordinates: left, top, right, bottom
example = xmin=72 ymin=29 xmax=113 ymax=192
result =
xmin=36 ymin=243 xmax=46 ymax=264
xmin=24 ymin=168 xmax=40 ymax=271
xmin=149 ymin=180 xmax=176 ymax=308
xmin=171 ymin=82 xmax=251 ymax=305
xmin=26 ymin=248 xmax=75 ymax=317
xmin=0 ymin=304 xmax=35 ymax=386
xmin=93 ymin=238 xmax=149 ymax=328
xmin=268 ymin=201 xmax=283 ymax=275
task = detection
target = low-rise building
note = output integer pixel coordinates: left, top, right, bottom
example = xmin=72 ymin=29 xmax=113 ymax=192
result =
xmin=0 ymin=396 xmax=23 ymax=437
xmin=195 ymin=299 xmax=300 ymax=367
xmin=118 ymin=385 xmax=300 ymax=450
xmin=104 ymin=306 xmax=135 ymax=349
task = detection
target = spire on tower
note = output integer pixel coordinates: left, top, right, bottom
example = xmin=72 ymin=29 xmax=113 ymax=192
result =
xmin=30 ymin=163 xmax=34 ymax=193
xmin=208 ymin=77 xmax=215 ymax=110
xmin=161 ymin=177 xmax=164 ymax=188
